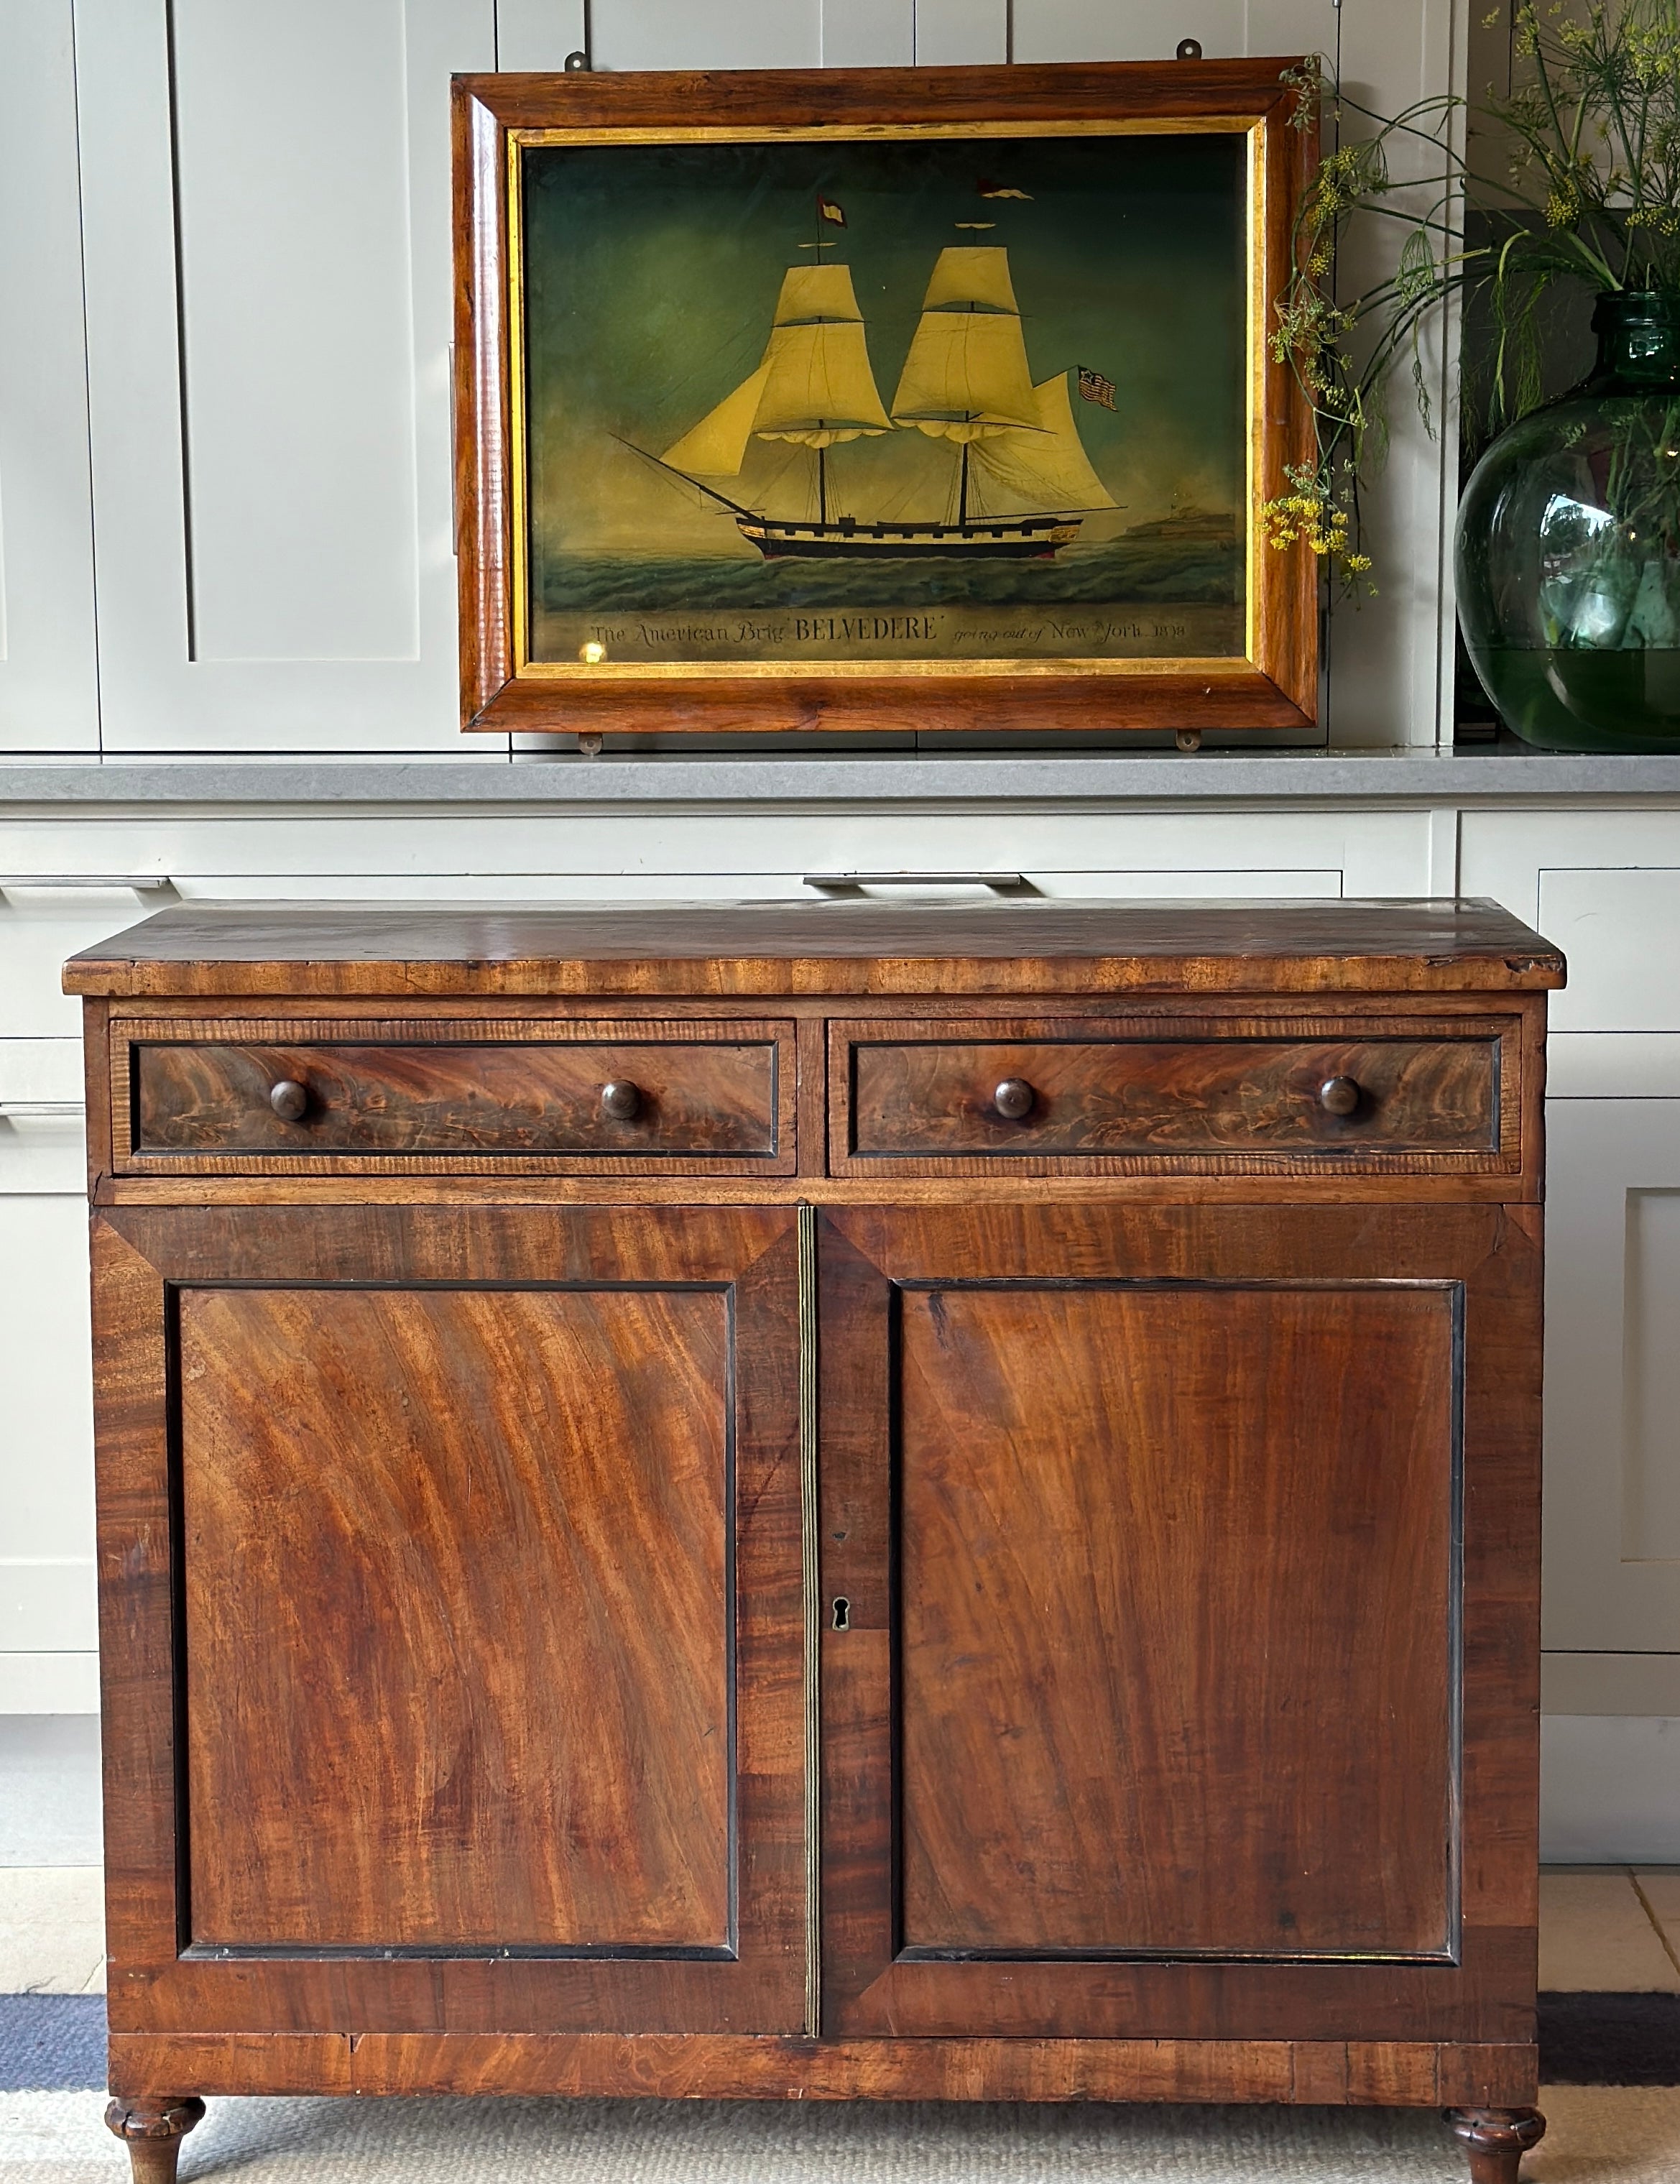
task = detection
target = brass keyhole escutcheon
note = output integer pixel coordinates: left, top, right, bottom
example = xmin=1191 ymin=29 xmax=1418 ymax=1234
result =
xmin=831 ymin=1598 xmax=851 ymax=1631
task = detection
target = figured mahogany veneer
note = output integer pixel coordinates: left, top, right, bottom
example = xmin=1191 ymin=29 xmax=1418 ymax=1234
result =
xmin=839 ymin=1018 xmax=1508 ymax=1170
xmin=121 ymin=1020 xmax=788 ymax=1171
xmin=71 ymin=900 xmax=1559 ymax=2184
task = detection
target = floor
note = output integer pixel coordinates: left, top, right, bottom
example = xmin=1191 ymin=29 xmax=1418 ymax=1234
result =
xmin=0 ymin=1718 xmax=103 ymax=1996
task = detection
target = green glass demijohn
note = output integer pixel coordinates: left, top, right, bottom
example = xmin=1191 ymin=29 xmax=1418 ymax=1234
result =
xmin=1456 ymin=290 xmax=1680 ymax=751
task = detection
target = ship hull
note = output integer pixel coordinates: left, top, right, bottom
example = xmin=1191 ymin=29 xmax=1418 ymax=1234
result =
xmin=737 ymin=516 xmax=1081 ymax=561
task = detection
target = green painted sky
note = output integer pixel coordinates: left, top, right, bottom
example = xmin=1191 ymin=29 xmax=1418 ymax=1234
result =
xmin=523 ymin=132 xmax=1247 ymax=557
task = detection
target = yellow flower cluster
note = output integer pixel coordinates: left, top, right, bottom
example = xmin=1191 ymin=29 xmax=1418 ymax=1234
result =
xmin=1261 ymin=466 xmax=1375 ymax=589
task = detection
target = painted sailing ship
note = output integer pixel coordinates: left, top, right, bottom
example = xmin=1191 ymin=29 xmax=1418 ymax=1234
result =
xmin=641 ymin=245 xmax=1117 ymax=560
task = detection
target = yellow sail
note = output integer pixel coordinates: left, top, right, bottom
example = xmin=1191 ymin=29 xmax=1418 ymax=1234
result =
xmin=968 ymin=372 xmax=1118 ymax=514
xmin=661 ymin=361 xmax=771 ymax=475
xmin=890 ymin=246 xmax=1040 ymax=442
xmin=753 ymin=264 xmax=892 ymax=446
xmin=920 ymin=245 xmax=1021 ymax=315
xmin=662 ymin=264 xmax=890 ymax=472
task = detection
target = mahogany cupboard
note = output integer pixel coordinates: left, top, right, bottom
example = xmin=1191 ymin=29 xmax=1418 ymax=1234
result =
xmin=66 ymin=900 xmax=1563 ymax=2184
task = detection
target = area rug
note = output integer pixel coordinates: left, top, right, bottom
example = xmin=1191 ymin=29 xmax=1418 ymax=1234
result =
xmin=0 ymin=2087 xmax=1676 ymax=2184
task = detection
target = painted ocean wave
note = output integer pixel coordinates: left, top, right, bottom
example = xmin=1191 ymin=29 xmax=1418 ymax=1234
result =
xmin=537 ymin=540 xmax=1240 ymax=615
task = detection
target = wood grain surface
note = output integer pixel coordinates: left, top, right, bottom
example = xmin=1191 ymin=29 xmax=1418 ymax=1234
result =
xmin=818 ymin=1201 xmax=1541 ymax=2042
xmin=95 ymin=1204 xmax=805 ymax=2035
xmin=895 ymin=1281 xmax=1455 ymax=1957
xmin=451 ymin=61 xmax=1316 ymax=739
xmin=63 ymin=898 xmax=1566 ymax=999
xmin=134 ymin=1036 xmax=777 ymax=1158
xmin=180 ymin=1284 xmax=732 ymax=1952
xmin=849 ymin=1033 xmax=1498 ymax=1158
xmin=106 ymin=2030 xmax=1538 ymax=2106
xmin=80 ymin=906 xmax=1549 ymax=2127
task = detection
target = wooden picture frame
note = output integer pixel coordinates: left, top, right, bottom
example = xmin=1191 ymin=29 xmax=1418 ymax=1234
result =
xmin=452 ymin=61 xmax=1317 ymax=739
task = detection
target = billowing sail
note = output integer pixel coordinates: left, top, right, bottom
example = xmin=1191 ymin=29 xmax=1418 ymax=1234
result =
xmin=754 ymin=265 xmax=893 ymax=445
xmin=662 ymin=361 xmax=770 ymax=476
xmin=662 ymin=264 xmax=890 ymax=474
xmin=890 ymin=244 xmax=1040 ymax=443
xmin=968 ymin=372 xmax=1118 ymax=514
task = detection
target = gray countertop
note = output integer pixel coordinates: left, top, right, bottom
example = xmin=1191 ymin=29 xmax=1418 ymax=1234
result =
xmin=4 ymin=747 xmax=1680 ymax=804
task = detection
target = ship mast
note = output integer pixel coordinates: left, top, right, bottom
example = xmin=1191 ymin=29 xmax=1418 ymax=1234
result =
xmin=890 ymin=246 xmax=1041 ymax=529
xmin=660 ymin=261 xmax=891 ymax=520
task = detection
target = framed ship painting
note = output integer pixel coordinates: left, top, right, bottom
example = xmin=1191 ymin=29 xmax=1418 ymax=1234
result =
xmin=453 ymin=60 xmax=1317 ymax=738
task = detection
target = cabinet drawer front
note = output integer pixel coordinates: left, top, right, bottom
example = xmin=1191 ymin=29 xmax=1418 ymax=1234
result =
xmin=116 ymin=1019 xmax=790 ymax=1169
xmin=841 ymin=1023 xmax=1505 ymax=1166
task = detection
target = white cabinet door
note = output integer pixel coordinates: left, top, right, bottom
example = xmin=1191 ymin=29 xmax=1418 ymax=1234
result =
xmin=590 ymin=0 xmax=819 ymax=70
xmin=1544 ymin=1100 xmax=1680 ymax=1657
xmin=0 ymin=1187 xmax=98 ymax=1712
xmin=821 ymin=1 xmax=912 ymax=66
xmin=74 ymin=0 xmax=502 ymax=754
xmin=0 ymin=0 xmax=99 ymax=750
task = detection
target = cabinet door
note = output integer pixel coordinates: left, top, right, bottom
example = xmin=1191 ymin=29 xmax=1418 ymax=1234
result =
xmin=96 ymin=1202 xmax=803 ymax=2035
xmin=817 ymin=1202 xmax=1541 ymax=2044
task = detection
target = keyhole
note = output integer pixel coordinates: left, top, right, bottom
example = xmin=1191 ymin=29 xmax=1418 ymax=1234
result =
xmin=831 ymin=1598 xmax=850 ymax=1631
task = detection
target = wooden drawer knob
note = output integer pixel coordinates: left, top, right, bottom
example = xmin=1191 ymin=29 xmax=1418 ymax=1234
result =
xmin=599 ymin=1080 xmax=643 ymax=1123
xmin=269 ymin=1079 xmax=309 ymax=1123
xmin=992 ymin=1077 xmax=1036 ymax=1120
xmin=1318 ymin=1075 xmax=1362 ymax=1118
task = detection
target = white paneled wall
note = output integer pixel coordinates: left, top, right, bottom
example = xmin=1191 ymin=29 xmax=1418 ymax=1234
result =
xmin=1462 ymin=808 xmax=1680 ymax=1854
xmin=0 ymin=0 xmax=1477 ymax=751
xmin=73 ymin=0 xmax=496 ymax=752
xmin=0 ymin=1 xmax=99 ymax=750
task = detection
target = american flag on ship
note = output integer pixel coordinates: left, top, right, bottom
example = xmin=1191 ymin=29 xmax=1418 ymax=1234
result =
xmin=1078 ymin=366 xmax=1117 ymax=411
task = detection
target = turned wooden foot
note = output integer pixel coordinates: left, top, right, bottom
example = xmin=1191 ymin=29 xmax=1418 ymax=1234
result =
xmin=105 ymin=2097 xmax=206 ymax=2184
xmin=1446 ymin=2107 xmax=1547 ymax=2184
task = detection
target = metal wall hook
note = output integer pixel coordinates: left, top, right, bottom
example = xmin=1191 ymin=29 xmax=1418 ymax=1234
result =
xmin=564 ymin=0 xmax=593 ymax=70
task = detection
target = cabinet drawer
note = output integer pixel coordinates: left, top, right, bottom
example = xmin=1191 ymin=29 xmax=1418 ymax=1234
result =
xmin=834 ymin=1017 xmax=1513 ymax=1172
xmin=111 ymin=1018 xmax=793 ymax=1172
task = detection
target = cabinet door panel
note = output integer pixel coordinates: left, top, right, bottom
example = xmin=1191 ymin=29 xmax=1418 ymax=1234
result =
xmin=818 ymin=1202 xmax=1541 ymax=2042
xmin=897 ymin=1281 xmax=1454 ymax=1959
xmin=180 ymin=1284 xmax=731 ymax=1953
xmin=0 ymin=0 xmax=99 ymax=747
xmin=74 ymin=0 xmax=498 ymax=752
xmin=96 ymin=1203 xmax=802 ymax=2036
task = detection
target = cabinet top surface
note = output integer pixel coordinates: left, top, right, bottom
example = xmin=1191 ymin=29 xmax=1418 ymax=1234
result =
xmin=64 ymin=898 xmax=1564 ymax=999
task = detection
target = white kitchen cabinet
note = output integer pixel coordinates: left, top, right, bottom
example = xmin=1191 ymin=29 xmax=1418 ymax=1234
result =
xmin=73 ymin=0 xmax=501 ymax=754
xmin=0 ymin=1182 xmax=98 ymax=1715
xmin=592 ymin=0 xmax=818 ymax=70
xmin=1543 ymin=1100 xmax=1680 ymax=1658
xmin=0 ymin=1 xmax=100 ymax=750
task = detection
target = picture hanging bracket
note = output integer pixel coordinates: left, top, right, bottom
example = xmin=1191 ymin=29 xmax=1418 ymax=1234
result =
xmin=565 ymin=0 xmax=594 ymax=70
xmin=1177 ymin=39 xmax=1203 ymax=60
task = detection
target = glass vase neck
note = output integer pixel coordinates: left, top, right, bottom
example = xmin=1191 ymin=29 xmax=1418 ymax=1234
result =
xmin=1588 ymin=292 xmax=1680 ymax=391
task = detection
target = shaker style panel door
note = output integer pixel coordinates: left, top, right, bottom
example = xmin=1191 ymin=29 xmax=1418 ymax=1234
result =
xmin=817 ymin=1202 xmax=1541 ymax=2043
xmin=73 ymin=0 xmax=497 ymax=752
xmin=0 ymin=0 xmax=99 ymax=747
xmin=94 ymin=1202 xmax=804 ymax=2035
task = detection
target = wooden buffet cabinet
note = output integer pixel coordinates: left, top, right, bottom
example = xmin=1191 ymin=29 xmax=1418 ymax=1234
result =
xmin=67 ymin=898 xmax=1563 ymax=2184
